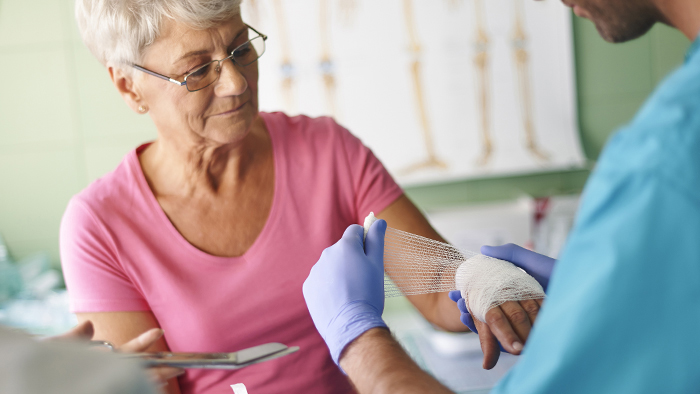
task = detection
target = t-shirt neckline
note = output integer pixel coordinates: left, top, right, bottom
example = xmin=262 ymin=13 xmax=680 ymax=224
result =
xmin=127 ymin=113 xmax=282 ymax=264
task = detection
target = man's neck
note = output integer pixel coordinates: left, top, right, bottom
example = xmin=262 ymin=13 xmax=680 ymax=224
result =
xmin=656 ymin=0 xmax=700 ymax=40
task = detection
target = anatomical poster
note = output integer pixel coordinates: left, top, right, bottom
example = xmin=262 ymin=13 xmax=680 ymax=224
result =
xmin=243 ymin=0 xmax=585 ymax=185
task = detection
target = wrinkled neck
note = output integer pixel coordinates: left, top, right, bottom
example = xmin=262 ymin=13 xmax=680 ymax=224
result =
xmin=141 ymin=118 xmax=267 ymax=197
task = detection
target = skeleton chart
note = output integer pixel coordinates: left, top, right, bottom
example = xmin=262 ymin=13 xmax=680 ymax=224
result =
xmin=473 ymin=0 xmax=492 ymax=166
xmin=399 ymin=0 xmax=448 ymax=175
xmin=243 ymin=0 xmax=584 ymax=186
xmin=511 ymin=0 xmax=549 ymax=162
xmin=319 ymin=0 xmax=339 ymax=118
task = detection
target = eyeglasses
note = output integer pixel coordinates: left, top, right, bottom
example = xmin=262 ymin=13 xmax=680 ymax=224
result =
xmin=132 ymin=24 xmax=267 ymax=92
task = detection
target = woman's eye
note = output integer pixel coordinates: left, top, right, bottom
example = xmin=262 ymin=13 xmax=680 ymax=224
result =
xmin=234 ymin=43 xmax=251 ymax=57
xmin=189 ymin=65 xmax=210 ymax=78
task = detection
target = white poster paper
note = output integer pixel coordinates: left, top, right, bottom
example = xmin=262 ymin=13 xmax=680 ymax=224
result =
xmin=244 ymin=0 xmax=585 ymax=185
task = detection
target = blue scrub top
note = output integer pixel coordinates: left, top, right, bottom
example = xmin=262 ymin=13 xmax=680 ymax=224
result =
xmin=492 ymin=36 xmax=700 ymax=393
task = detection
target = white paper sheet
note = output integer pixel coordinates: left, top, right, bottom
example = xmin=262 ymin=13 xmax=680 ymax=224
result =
xmin=245 ymin=0 xmax=585 ymax=185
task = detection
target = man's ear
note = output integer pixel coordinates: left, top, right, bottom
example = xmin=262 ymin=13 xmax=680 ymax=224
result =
xmin=109 ymin=66 xmax=146 ymax=114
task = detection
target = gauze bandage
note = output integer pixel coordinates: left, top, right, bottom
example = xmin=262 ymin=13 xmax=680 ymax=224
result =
xmin=363 ymin=213 xmax=545 ymax=323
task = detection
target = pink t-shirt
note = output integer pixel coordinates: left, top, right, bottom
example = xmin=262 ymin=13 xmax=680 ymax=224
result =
xmin=59 ymin=112 xmax=404 ymax=394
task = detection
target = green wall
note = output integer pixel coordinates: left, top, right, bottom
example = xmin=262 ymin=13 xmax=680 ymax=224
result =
xmin=0 ymin=0 xmax=691 ymax=267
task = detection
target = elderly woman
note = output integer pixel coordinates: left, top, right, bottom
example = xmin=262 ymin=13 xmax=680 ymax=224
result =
xmin=60 ymin=1 xmax=541 ymax=393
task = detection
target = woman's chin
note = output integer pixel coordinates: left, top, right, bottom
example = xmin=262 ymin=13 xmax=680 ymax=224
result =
xmin=202 ymin=115 xmax=256 ymax=145
xmin=211 ymin=128 xmax=256 ymax=146
xmin=202 ymin=130 xmax=250 ymax=146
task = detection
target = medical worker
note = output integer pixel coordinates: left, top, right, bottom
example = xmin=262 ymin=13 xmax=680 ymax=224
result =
xmin=303 ymin=0 xmax=700 ymax=392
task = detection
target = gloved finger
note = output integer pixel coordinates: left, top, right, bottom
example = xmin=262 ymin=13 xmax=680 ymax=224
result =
xmin=481 ymin=244 xmax=554 ymax=292
xmin=117 ymin=328 xmax=164 ymax=353
xmin=457 ymin=298 xmax=468 ymax=313
xmin=460 ymin=312 xmax=478 ymax=333
xmin=480 ymin=243 xmax=518 ymax=261
xmin=484 ymin=306 xmax=524 ymax=355
xmin=473 ymin=319 xmax=500 ymax=370
xmin=342 ymin=224 xmax=365 ymax=248
xmin=448 ymin=290 xmax=462 ymax=303
xmin=499 ymin=301 xmax=533 ymax=345
xmin=519 ymin=298 xmax=541 ymax=326
xmin=364 ymin=219 xmax=387 ymax=263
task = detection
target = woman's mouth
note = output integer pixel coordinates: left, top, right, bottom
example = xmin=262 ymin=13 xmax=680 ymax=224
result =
xmin=213 ymin=101 xmax=248 ymax=117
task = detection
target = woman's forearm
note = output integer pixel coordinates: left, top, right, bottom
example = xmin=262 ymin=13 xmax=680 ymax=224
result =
xmin=340 ymin=328 xmax=454 ymax=394
xmin=406 ymin=292 xmax=469 ymax=332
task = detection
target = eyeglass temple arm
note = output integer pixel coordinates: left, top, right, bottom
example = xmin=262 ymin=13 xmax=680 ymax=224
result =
xmin=246 ymin=24 xmax=268 ymax=41
xmin=131 ymin=64 xmax=185 ymax=86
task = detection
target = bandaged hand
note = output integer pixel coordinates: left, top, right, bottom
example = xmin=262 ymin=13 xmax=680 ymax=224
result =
xmin=449 ymin=244 xmax=554 ymax=369
xmin=303 ymin=220 xmax=389 ymax=365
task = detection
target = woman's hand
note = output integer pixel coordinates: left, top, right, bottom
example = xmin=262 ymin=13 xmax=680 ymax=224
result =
xmin=450 ymin=294 xmax=544 ymax=369
xmin=449 ymin=244 xmax=555 ymax=369
xmin=48 ymin=320 xmax=185 ymax=390
xmin=115 ymin=327 xmax=185 ymax=390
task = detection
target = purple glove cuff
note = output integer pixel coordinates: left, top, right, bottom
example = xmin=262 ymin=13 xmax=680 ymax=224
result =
xmin=326 ymin=301 xmax=388 ymax=366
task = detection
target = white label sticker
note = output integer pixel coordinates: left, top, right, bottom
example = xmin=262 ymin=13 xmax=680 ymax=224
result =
xmin=231 ymin=383 xmax=248 ymax=394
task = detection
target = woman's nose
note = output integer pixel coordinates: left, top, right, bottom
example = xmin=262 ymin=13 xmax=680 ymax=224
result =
xmin=215 ymin=59 xmax=248 ymax=96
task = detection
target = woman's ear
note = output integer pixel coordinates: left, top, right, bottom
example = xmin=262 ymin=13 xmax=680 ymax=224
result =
xmin=109 ymin=66 xmax=147 ymax=114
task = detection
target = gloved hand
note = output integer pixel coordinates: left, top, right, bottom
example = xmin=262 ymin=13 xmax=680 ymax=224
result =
xmin=303 ymin=220 xmax=388 ymax=366
xmin=449 ymin=290 xmax=478 ymax=333
xmin=449 ymin=243 xmax=556 ymax=334
xmin=481 ymin=243 xmax=555 ymax=292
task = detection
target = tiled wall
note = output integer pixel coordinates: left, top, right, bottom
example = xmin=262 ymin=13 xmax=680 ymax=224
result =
xmin=0 ymin=0 xmax=691 ymax=267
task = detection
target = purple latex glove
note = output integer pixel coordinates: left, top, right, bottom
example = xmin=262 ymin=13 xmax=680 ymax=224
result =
xmin=449 ymin=290 xmax=478 ymax=333
xmin=302 ymin=220 xmax=388 ymax=366
xmin=449 ymin=244 xmax=556 ymax=335
xmin=481 ymin=243 xmax=555 ymax=292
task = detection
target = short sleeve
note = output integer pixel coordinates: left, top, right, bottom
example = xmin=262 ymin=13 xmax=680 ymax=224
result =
xmin=337 ymin=125 xmax=404 ymax=223
xmin=60 ymin=198 xmax=150 ymax=313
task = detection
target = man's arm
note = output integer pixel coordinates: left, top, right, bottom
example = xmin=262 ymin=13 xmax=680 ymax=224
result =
xmin=301 ymin=220 xmax=542 ymax=391
xmin=340 ymin=328 xmax=453 ymax=394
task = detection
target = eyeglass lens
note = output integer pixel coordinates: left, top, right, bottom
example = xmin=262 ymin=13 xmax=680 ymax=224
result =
xmin=185 ymin=34 xmax=266 ymax=92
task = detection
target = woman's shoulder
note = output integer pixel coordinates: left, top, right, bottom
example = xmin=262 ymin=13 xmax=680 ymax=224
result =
xmin=67 ymin=147 xmax=145 ymax=219
xmin=261 ymin=112 xmax=365 ymax=160
xmin=262 ymin=112 xmax=353 ymax=140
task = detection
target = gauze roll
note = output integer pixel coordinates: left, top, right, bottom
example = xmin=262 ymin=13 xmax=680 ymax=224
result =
xmin=363 ymin=213 xmax=545 ymax=323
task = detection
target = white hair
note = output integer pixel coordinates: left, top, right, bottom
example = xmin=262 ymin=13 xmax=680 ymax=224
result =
xmin=75 ymin=0 xmax=242 ymax=68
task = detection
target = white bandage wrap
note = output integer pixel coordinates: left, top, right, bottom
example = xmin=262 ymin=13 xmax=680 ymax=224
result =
xmin=455 ymin=254 xmax=545 ymax=323
xmin=364 ymin=213 xmax=545 ymax=323
xmin=363 ymin=212 xmax=377 ymax=241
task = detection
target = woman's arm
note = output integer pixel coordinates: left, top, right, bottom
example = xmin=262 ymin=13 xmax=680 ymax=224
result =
xmin=375 ymin=195 xmax=466 ymax=332
xmin=76 ymin=312 xmax=182 ymax=394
